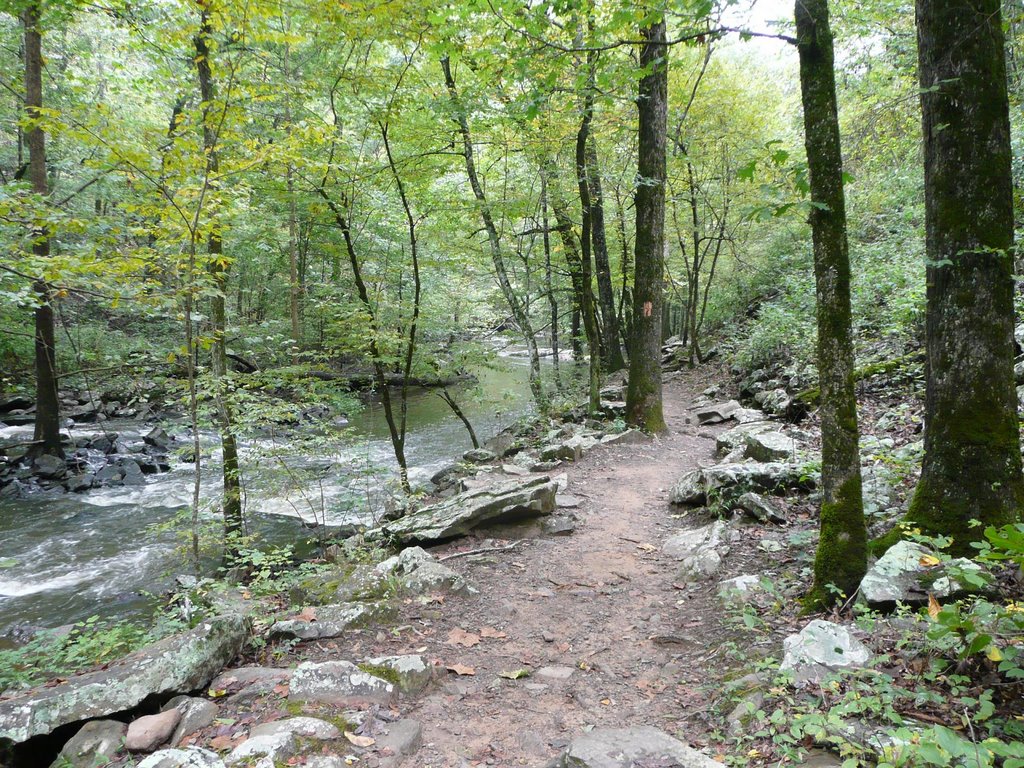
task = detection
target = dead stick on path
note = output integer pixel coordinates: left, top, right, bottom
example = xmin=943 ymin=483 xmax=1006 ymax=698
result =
xmin=438 ymin=540 xmax=523 ymax=562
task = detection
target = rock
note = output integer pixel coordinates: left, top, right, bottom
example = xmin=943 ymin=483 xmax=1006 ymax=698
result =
xmin=430 ymin=464 xmax=464 ymax=490
xmin=780 ymin=620 xmax=872 ymax=687
xmin=670 ymin=462 xmax=813 ymax=506
xmin=94 ymin=464 xmax=125 ymax=486
xmin=861 ymin=465 xmax=898 ymax=519
xmin=162 ymin=696 xmax=219 ymax=747
xmin=536 ymin=665 xmax=575 ymax=681
xmin=715 ymin=422 xmax=774 ymax=456
xmin=736 ymin=492 xmax=786 ymax=524
xmin=33 ymin=454 xmax=66 ymax=479
xmin=269 ymin=601 xmax=388 ymax=641
xmin=136 ymin=747 xmax=226 ymax=768
xmin=718 ymin=575 xmax=765 ymax=607
xmin=52 ymin=720 xmax=126 ymax=768
xmin=66 ymin=473 xmax=95 ymax=493
xmin=462 ymin=448 xmax=497 ymax=463
xmin=126 ymin=709 xmax=182 ymax=753
xmin=598 ymin=429 xmax=646 ymax=447
xmin=0 ymin=396 xmax=32 ymax=413
xmin=663 ymin=521 xmax=732 ymax=581
xmin=120 ymin=458 xmax=146 ymax=486
xmin=250 ymin=716 xmax=340 ymax=740
xmin=556 ymin=493 xmax=581 ymax=508
xmin=376 ymin=477 xmax=556 ymax=544
xmin=858 ymin=541 xmax=984 ymax=605
xmin=501 ymin=463 xmax=530 ymax=476
xmin=225 ymin=732 xmax=296 ymax=766
xmin=695 ymin=400 xmax=740 ymax=425
xmin=144 ymin=427 xmax=172 ymax=451
xmin=210 ymin=667 xmax=288 ymax=703
xmin=556 ymin=725 xmax=721 ymax=768
xmin=734 ymin=407 xmax=768 ymax=423
xmin=375 ymin=546 xmax=474 ymax=595
xmin=0 ymin=615 xmax=247 ymax=744
xmin=288 ymin=660 xmax=395 ymax=706
xmin=542 ymin=515 xmax=576 ymax=536
xmin=360 ymin=655 xmax=434 ymax=693
xmin=540 ymin=443 xmax=582 ymax=462
xmin=744 ymin=431 xmax=795 ymax=462
xmin=375 ymin=719 xmax=422 ymax=766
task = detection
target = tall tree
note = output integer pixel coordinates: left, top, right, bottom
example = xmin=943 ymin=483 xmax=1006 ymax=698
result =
xmin=795 ymin=0 xmax=867 ymax=606
xmin=22 ymin=2 xmax=62 ymax=458
xmin=195 ymin=3 xmax=243 ymax=552
xmin=625 ymin=14 xmax=668 ymax=433
xmin=901 ymin=0 xmax=1024 ymax=553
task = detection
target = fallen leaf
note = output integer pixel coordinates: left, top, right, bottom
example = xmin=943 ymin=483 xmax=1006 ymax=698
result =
xmin=447 ymin=627 xmax=481 ymax=647
xmin=480 ymin=627 xmax=507 ymax=639
xmin=344 ymin=731 xmax=376 ymax=747
xmin=498 ymin=668 xmax=531 ymax=679
xmin=207 ymin=688 xmax=227 ymax=698
xmin=272 ymin=683 xmax=289 ymax=696
xmin=209 ymin=734 xmax=237 ymax=751
xmin=927 ymin=593 xmax=941 ymax=620
xmin=447 ymin=663 xmax=476 ymax=676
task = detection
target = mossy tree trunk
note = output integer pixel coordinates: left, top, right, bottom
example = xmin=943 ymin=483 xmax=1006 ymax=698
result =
xmin=796 ymin=0 xmax=867 ymax=606
xmin=625 ymin=15 xmax=668 ymax=434
xmin=904 ymin=0 xmax=1024 ymax=553
xmin=23 ymin=4 xmax=62 ymax=459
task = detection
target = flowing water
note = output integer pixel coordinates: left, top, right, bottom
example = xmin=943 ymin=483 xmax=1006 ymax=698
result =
xmin=0 ymin=353 xmax=561 ymax=638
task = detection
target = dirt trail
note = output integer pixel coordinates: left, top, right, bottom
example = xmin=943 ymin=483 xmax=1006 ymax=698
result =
xmin=334 ymin=369 xmax=736 ymax=766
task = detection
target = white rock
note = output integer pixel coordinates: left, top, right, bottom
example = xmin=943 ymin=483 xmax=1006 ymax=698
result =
xmin=249 ymin=717 xmax=340 ymax=740
xmin=780 ymin=620 xmax=871 ymax=687
xmin=136 ymin=748 xmax=226 ymax=768
xmin=225 ymin=733 xmax=296 ymax=766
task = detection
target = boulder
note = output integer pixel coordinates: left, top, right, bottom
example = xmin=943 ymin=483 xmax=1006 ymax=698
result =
xmin=736 ymin=492 xmax=786 ymax=524
xmin=375 ymin=719 xmax=422 ymax=766
xmin=136 ymin=747 xmax=226 ymax=768
xmin=858 ymin=541 xmax=985 ymax=605
xmin=695 ymin=400 xmax=740 ymax=425
xmin=360 ymin=655 xmax=434 ymax=693
xmin=66 ymin=474 xmax=95 ymax=493
xmin=744 ymin=431 xmax=795 ymax=462
xmin=374 ymin=546 xmax=475 ymax=595
xmin=0 ymin=615 xmax=247 ymax=744
xmin=542 ymin=515 xmax=576 ymax=536
xmin=670 ymin=462 xmax=813 ymax=506
xmin=715 ymin=422 xmax=774 ymax=456
xmin=462 ymin=448 xmax=496 ymax=463
xmin=780 ymin=620 xmax=871 ymax=687
xmin=126 ymin=709 xmax=182 ymax=753
xmin=663 ymin=521 xmax=732 ymax=581
xmin=556 ymin=725 xmax=721 ymax=768
xmin=225 ymin=732 xmax=296 ymax=766
xmin=861 ymin=465 xmax=898 ymax=519
xmin=718 ymin=575 xmax=765 ymax=607
xmin=162 ymin=696 xmax=219 ymax=747
xmin=33 ymin=454 xmax=66 ymax=479
xmin=51 ymin=720 xmax=126 ymax=768
xmin=144 ymin=427 xmax=173 ymax=451
xmin=598 ymin=429 xmax=646 ymax=447
xmin=540 ymin=443 xmax=582 ymax=462
xmin=250 ymin=717 xmax=340 ymax=740
xmin=376 ymin=477 xmax=556 ymax=544
xmin=269 ymin=601 xmax=388 ymax=641
xmin=288 ymin=661 xmax=395 ymax=706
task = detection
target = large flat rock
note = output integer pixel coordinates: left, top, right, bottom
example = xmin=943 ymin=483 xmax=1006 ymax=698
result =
xmin=377 ymin=476 xmax=557 ymax=544
xmin=0 ymin=615 xmax=246 ymax=744
xmin=557 ymin=725 xmax=721 ymax=767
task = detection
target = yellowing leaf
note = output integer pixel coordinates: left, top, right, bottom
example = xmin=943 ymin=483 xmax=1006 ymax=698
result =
xmin=344 ymin=731 xmax=375 ymax=747
xmin=928 ymin=593 xmax=941 ymax=620
xmin=986 ymin=645 xmax=1004 ymax=662
xmin=498 ymin=668 xmax=531 ymax=679
xmin=919 ymin=554 xmax=941 ymax=567
xmin=207 ymin=688 xmax=227 ymax=698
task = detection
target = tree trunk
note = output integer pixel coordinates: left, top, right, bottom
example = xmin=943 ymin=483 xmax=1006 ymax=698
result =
xmin=541 ymin=177 xmax=562 ymax=388
xmin=587 ymin=138 xmax=625 ymax=372
xmin=441 ymin=57 xmax=547 ymax=411
xmin=23 ymin=4 xmax=62 ymax=459
xmin=195 ymin=8 xmax=243 ymax=553
xmin=902 ymin=0 xmax=1024 ymax=553
xmin=625 ymin=16 xmax=668 ymax=433
xmin=796 ymin=0 xmax=867 ymax=606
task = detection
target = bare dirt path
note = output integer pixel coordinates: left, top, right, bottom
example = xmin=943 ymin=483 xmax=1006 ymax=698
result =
xmin=335 ymin=369 xmax=738 ymax=766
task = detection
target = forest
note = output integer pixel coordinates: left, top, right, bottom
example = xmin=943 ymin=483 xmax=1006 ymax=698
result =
xmin=0 ymin=0 xmax=1023 ymax=765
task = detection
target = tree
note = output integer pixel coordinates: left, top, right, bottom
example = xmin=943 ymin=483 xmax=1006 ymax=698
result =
xmin=795 ymin=0 xmax=867 ymax=605
xmin=625 ymin=13 xmax=668 ymax=433
xmin=900 ymin=0 xmax=1024 ymax=553
xmin=21 ymin=2 xmax=62 ymax=458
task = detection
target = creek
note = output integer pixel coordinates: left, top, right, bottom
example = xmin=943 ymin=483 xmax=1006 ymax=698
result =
xmin=0 ymin=352 xmax=561 ymax=640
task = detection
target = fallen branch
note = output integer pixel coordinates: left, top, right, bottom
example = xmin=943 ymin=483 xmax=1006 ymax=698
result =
xmin=438 ymin=540 xmax=523 ymax=562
